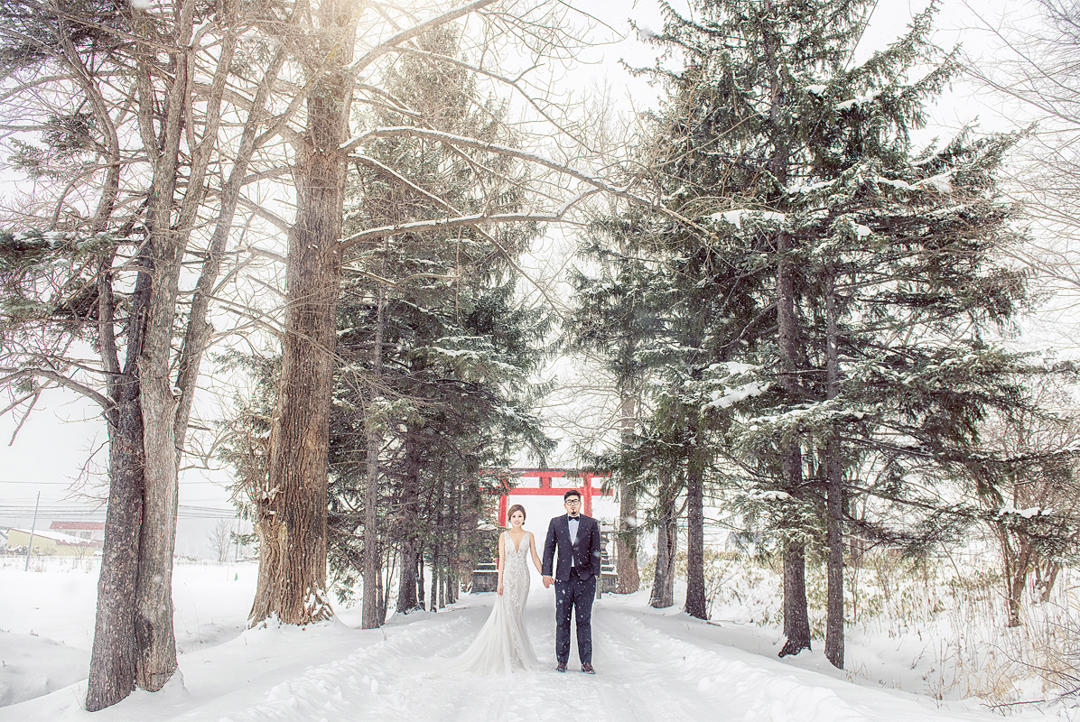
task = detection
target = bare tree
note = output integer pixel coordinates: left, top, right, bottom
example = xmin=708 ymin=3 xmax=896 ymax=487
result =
xmin=0 ymin=0 xmax=294 ymax=708
xmin=964 ymin=1 xmax=1080 ymax=341
xmin=208 ymin=520 xmax=234 ymax=563
xmin=975 ymin=373 xmax=1080 ymax=627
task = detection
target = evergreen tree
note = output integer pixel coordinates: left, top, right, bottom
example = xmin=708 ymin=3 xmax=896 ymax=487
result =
xmin=329 ymin=27 xmax=552 ymax=622
xmin=635 ymin=0 xmax=1030 ymax=664
xmin=566 ymin=231 xmax=670 ymax=594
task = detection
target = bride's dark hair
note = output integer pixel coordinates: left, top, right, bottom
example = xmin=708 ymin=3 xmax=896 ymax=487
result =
xmin=507 ymin=504 xmax=526 ymax=522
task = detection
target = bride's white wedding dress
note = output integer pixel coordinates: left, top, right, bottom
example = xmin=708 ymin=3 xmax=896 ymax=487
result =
xmin=455 ymin=532 xmax=540 ymax=674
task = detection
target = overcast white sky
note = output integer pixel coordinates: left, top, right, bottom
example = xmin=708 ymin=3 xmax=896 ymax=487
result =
xmin=0 ymin=0 xmax=1045 ymax=532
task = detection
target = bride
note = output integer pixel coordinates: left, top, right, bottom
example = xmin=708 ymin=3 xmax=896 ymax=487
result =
xmin=455 ymin=504 xmax=543 ymax=673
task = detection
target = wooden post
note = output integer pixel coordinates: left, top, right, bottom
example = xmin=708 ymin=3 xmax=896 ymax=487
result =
xmin=497 ymin=489 xmax=508 ymax=527
xmin=583 ymin=474 xmax=594 ymax=517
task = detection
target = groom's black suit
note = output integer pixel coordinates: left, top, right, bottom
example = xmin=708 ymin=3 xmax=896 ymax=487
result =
xmin=542 ymin=513 xmax=601 ymax=666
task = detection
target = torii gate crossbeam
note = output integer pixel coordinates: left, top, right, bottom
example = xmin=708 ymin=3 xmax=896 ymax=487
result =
xmin=492 ymin=468 xmax=612 ymax=526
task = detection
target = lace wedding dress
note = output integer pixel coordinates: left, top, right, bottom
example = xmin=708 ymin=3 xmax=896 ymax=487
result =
xmin=455 ymin=531 xmax=540 ymax=674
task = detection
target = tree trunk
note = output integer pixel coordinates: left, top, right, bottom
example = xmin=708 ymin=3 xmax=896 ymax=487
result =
xmin=251 ymin=0 xmax=356 ymax=627
xmin=397 ymin=543 xmax=420 ymax=613
xmin=775 ymin=235 xmax=811 ymax=657
xmin=762 ymin=0 xmax=811 ymax=658
xmin=615 ymin=391 xmax=641 ymax=593
xmin=86 ymin=253 xmax=151 ymax=710
xmin=396 ymin=422 xmax=423 ymax=614
xmin=1036 ymin=560 xmax=1061 ymax=603
xmin=824 ymin=267 xmax=844 ymax=670
xmin=685 ymin=417 xmax=707 ymax=619
xmin=86 ymin=383 xmax=144 ymax=710
xmin=1003 ymin=536 xmax=1033 ymax=628
xmin=449 ymin=481 xmax=460 ymax=605
xmin=361 ymin=281 xmax=386 ymax=628
xmin=417 ymin=545 xmax=426 ymax=610
xmin=135 ymin=235 xmax=182 ymax=690
xmin=779 ymin=538 xmax=811 ymax=656
xmin=649 ymin=475 xmax=678 ymax=609
xmin=441 ymin=563 xmax=449 ymax=609
xmin=128 ymin=0 xmax=198 ymax=688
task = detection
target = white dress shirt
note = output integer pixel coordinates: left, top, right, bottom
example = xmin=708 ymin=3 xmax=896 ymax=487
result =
xmin=568 ymin=515 xmax=579 ymax=567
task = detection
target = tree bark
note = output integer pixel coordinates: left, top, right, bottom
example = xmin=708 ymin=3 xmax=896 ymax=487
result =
xmin=250 ymin=0 xmax=356 ymax=626
xmin=396 ymin=418 xmax=424 ymax=614
xmin=86 ymin=238 xmax=153 ymax=709
xmin=684 ymin=415 xmax=707 ymax=619
xmin=1001 ymin=533 xmax=1033 ymax=628
xmin=417 ymin=544 xmax=426 ymax=610
xmin=128 ymin=0 xmax=197 ymax=689
xmin=824 ymin=266 xmax=844 ymax=669
xmin=1036 ymin=560 xmax=1061 ymax=603
xmin=86 ymin=377 xmax=144 ymax=710
xmin=762 ymin=0 xmax=811 ymax=656
xmin=361 ymin=281 xmax=386 ymax=629
xmin=615 ymin=390 xmax=641 ymax=593
xmin=779 ymin=538 xmax=811 ymax=656
xmin=776 ymin=230 xmax=810 ymax=657
xmin=649 ymin=471 xmax=678 ymax=609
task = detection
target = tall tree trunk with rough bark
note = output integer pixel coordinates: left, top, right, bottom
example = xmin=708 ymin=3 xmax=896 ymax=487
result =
xmin=250 ymin=0 xmax=355 ymax=626
xmin=128 ymin=0 xmax=199 ymax=690
xmin=86 ymin=269 xmax=148 ymax=710
xmin=397 ymin=413 xmax=424 ymax=614
xmin=776 ymin=236 xmax=810 ymax=655
xmin=685 ymin=415 xmax=707 ymax=619
xmin=762 ymin=0 xmax=811 ymax=658
xmin=823 ymin=266 xmax=844 ymax=669
xmin=362 ymin=281 xmax=387 ymax=629
xmin=84 ymin=128 xmax=147 ymax=712
xmin=649 ymin=468 xmax=679 ymax=609
xmin=417 ymin=545 xmax=426 ymax=610
xmin=615 ymin=390 xmax=641 ymax=593
xmin=776 ymin=234 xmax=810 ymax=656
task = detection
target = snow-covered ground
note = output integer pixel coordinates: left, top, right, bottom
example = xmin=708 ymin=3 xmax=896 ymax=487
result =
xmin=1 ymin=557 xmax=1074 ymax=721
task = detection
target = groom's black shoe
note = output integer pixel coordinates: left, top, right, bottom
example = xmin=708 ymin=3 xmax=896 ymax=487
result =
xmin=581 ymin=663 xmax=595 ymax=674
xmin=556 ymin=662 xmax=567 ymax=673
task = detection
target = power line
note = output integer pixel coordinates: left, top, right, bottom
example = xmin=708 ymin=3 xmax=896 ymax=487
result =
xmin=0 ymin=479 xmax=231 ymax=486
xmin=0 ymin=504 xmax=237 ymax=519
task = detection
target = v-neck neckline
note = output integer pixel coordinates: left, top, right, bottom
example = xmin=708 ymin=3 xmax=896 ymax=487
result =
xmin=508 ymin=530 xmax=526 ymax=552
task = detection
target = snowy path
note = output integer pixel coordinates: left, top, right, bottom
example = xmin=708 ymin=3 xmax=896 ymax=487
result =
xmin=3 ymin=579 xmax=1051 ymax=722
xmin=159 ymin=592 xmax=1026 ymax=720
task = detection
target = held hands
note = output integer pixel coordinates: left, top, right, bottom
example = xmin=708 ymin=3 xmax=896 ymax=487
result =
xmin=542 ymin=576 xmax=554 ymax=588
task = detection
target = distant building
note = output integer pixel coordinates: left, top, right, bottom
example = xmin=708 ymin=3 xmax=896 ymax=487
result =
xmin=49 ymin=520 xmax=105 ymax=544
xmin=6 ymin=528 xmax=100 ymax=556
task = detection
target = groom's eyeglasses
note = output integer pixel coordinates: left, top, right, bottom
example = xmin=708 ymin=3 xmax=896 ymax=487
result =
xmin=565 ymin=499 xmax=581 ymax=505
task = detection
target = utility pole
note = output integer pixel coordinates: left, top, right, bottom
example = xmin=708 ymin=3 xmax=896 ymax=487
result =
xmin=24 ymin=490 xmax=40 ymax=571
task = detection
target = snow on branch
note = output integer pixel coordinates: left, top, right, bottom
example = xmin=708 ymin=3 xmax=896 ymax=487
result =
xmin=343 ymin=126 xmax=706 ymax=235
xmin=710 ymin=209 xmax=787 ymax=228
xmin=339 ymin=190 xmax=599 ymax=249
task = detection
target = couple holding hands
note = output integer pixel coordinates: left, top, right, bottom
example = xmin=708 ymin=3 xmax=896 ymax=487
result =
xmin=455 ymin=489 xmax=602 ymax=675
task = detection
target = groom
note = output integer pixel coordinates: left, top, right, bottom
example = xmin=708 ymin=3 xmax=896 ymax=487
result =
xmin=542 ymin=489 xmax=602 ymax=674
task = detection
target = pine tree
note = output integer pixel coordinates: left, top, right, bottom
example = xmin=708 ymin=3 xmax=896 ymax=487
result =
xmin=566 ymin=231 xmax=671 ymax=594
xmin=328 ymin=27 xmax=552 ymax=624
xmin=636 ymin=0 xmax=1030 ymax=664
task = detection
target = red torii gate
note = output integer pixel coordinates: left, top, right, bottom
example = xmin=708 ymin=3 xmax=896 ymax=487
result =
xmin=493 ymin=468 xmax=612 ymax=526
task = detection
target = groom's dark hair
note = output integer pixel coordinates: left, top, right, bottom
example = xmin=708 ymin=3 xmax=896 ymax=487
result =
xmin=563 ymin=489 xmax=581 ymax=501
